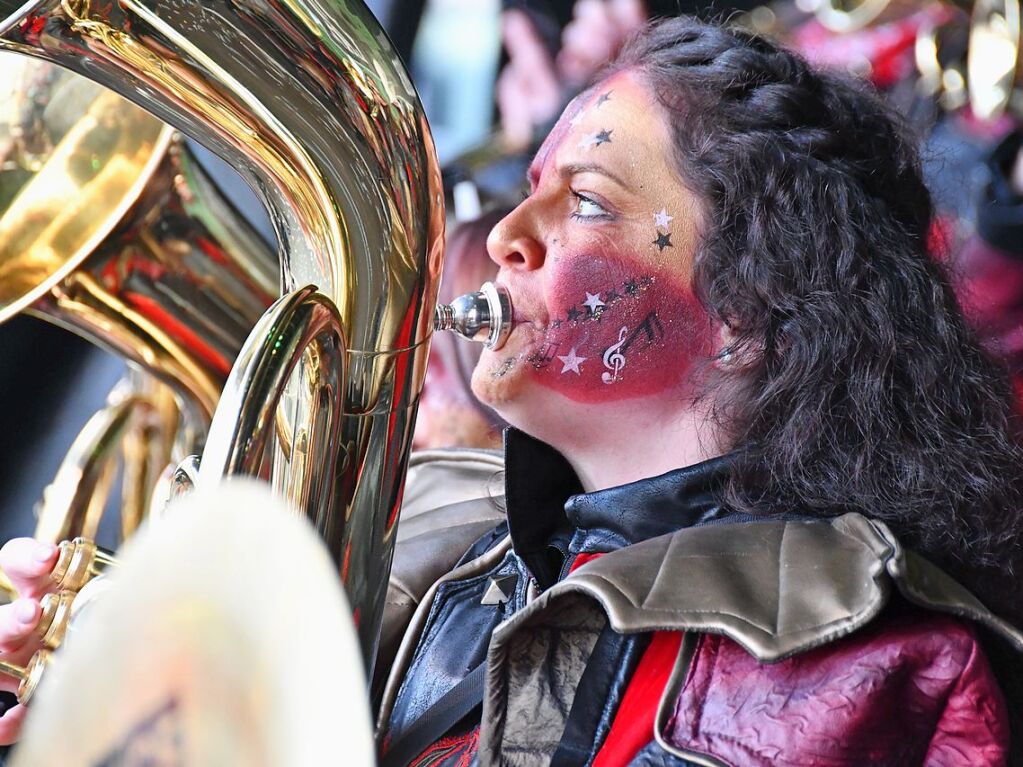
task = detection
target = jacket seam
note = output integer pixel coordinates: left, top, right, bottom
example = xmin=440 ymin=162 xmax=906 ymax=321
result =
xmin=547 ymin=576 xmax=893 ymax=663
xmin=388 ymin=580 xmax=419 ymax=604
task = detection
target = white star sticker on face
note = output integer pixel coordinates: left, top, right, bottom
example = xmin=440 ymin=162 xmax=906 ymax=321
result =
xmin=582 ymin=292 xmax=605 ymax=313
xmin=653 ymin=208 xmax=674 ymax=229
xmin=557 ymin=348 xmax=586 ymax=375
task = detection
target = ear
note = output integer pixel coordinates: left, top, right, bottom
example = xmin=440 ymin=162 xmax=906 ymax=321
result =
xmin=713 ymin=321 xmax=760 ymax=370
xmin=713 ymin=322 xmax=736 ymax=369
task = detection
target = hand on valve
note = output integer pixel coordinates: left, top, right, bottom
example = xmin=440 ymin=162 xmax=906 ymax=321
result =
xmin=0 ymin=538 xmax=59 ymax=744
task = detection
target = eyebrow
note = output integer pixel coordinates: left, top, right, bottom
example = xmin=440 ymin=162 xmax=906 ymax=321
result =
xmin=557 ymin=162 xmax=631 ymax=190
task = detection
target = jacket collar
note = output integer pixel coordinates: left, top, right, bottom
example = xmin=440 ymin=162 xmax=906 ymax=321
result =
xmin=502 ymin=428 xmax=736 ymax=585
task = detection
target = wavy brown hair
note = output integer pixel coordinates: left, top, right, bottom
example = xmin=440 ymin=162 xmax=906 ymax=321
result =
xmin=610 ymin=18 xmax=1023 ymax=622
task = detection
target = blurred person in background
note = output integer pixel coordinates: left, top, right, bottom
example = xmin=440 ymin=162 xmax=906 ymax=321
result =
xmin=413 ymin=209 xmax=509 ymax=451
xmin=497 ymin=0 xmax=648 ymax=150
xmin=955 ymin=134 xmax=1023 ymax=402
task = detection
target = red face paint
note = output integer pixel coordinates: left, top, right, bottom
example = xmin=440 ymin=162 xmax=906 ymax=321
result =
xmin=519 ymin=248 xmax=713 ymax=404
xmin=476 ymin=73 xmax=713 ymax=410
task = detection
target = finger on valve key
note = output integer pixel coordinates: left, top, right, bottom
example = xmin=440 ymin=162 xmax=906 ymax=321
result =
xmin=0 ymin=540 xmax=58 ymax=601
xmin=0 ymin=702 xmax=28 ymax=746
xmin=0 ymin=600 xmax=41 ymax=655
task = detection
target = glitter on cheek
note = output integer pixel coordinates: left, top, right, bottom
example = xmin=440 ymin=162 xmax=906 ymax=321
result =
xmin=527 ymin=250 xmax=712 ymax=403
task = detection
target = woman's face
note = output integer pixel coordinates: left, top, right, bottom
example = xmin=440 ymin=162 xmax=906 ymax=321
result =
xmin=472 ymin=73 xmax=715 ymax=430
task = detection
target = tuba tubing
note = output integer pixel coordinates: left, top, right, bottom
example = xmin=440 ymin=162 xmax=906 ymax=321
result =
xmin=0 ymin=0 xmax=444 ymax=672
xmin=196 ymin=284 xmax=347 ymax=528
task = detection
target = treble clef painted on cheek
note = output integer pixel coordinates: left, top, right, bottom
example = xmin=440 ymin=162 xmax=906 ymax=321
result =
xmin=602 ymin=326 xmax=628 ymax=384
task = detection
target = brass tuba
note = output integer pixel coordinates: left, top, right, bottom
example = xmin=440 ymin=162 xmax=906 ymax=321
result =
xmin=0 ymin=0 xmax=443 ymax=675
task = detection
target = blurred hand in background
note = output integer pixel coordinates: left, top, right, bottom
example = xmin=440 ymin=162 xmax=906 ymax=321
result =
xmin=497 ymin=0 xmax=647 ymax=150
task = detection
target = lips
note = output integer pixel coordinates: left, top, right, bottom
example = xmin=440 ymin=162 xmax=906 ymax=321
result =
xmin=501 ymin=284 xmax=547 ymax=332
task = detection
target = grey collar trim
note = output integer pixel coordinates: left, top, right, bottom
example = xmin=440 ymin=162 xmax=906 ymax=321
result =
xmin=498 ymin=512 xmax=1023 ymax=665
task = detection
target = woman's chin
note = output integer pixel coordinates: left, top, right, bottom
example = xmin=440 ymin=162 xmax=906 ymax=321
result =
xmin=470 ymin=350 xmax=530 ymax=409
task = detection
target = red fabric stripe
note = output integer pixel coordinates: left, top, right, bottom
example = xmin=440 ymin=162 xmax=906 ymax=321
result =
xmin=592 ymin=632 xmax=684 ymax=767
xmin=569 ymin=551 xmax=684 ymax=765
xmin=569 ymin=551 xmax=604 ymax=572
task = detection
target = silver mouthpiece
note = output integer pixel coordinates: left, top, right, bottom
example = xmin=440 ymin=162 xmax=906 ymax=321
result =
xmin=434 ymin=281 xmax=513 ymax=350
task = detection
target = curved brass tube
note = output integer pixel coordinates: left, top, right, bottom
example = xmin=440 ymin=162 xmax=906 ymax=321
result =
xmin=198 ymin=286 xmax=346 ymax=527
xmin=34 ymin=386 xmax=145 ymax=545
xmin=0 ymin=0 xmax=443 ymax=668
xmin=33 ymin=374 xmax=180 ymax=545
xmin=1 ymin=53 xmax=278 ymax=545
xmin=0 ymin=53 xmax=278 ymax=425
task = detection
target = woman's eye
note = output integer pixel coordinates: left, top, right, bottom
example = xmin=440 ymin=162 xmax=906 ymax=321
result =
xmin=571 ymin=191 xmax=610 ymax=220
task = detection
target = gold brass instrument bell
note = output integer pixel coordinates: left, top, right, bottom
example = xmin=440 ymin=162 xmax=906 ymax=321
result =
xmin=0 ymin=51 xmax=278 ymax=546
xmin=0 ymin=0 xmax=524 ymax=726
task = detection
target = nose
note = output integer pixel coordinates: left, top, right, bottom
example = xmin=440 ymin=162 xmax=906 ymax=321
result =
xmin=486 ymin=201 xmax=546 ymax=272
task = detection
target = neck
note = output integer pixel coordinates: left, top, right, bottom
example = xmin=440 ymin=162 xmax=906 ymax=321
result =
xmin=508 ymin=391 xmax=727 ymax=492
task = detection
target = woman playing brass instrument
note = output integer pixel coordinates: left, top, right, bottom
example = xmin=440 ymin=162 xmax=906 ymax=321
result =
xmin=5 ymin=16 xmax=1023 ymax=764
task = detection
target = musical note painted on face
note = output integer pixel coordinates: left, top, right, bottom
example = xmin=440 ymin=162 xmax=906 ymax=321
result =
xmin=602 ymin=326 xmax=628 ymax=384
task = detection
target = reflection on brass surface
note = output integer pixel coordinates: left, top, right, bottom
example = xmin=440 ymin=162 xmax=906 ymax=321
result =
xmin=0 ymin=51 xmax=277 ymax=425
xmin=0 ymin=0 xmax=443 ymax=671
xmin=0 ymin=648 xmax=49 ymax=705
xmin=37 ymin=589 xmax=76 ymax=650
xmin=35 ymin=383 xmax=145 ymax=544
xmin=809 ymin=0 xmax=894 ymax=33
xmin=0 ymin=51 xmax=277 ymax=544
xmin=49 ymin=536 xmax=115 ymax=593
xmin=915 ymin=10 xmax=970 ymax=113
xmin=0 ymin=58 xmax=166 ymax=320
xmin=969 ymin=0 xmax=1022 ymax=119
xmin=33 ymin=374 xmax=182 ymax=545
xmin=197 ymin=285 xmax=346 ymax=527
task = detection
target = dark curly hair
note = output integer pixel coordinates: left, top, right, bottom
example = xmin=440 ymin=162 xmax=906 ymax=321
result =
xmin=609 ymin=18 xmax=1023 ymax=622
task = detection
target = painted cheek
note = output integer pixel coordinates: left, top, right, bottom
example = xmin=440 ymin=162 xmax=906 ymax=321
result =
xmin=525 ymin=250 xmax=712 ymax=403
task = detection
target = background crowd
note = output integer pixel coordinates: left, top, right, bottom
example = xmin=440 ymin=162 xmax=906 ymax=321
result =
xmin=0 ymin=0 xmax=1021 ymax=549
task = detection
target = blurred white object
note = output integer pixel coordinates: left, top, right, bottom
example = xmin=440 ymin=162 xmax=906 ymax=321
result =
xmin=13 ymin=479 xmax=374 ymax=767
xmin=413 ymin=0 xmax=502 ymax=163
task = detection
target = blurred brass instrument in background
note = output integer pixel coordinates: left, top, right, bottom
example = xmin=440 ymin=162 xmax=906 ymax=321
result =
xmin=807 ymin=0 xmax=897 ymax=33
xmin=969 ymin=0 xmax=1023 ymax=118
xmin=0 ymin=0 xmax=443 ymax=709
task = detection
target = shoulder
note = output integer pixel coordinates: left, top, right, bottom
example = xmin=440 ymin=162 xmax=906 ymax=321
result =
xmin=378 ymin=448 xmax=507 ymax=683
xmin=399 ymin=447 xmax=504 ymax=527
xmin=393 ymin=447 xmax=506 ymax=582
xmin=662 ymin=608 xmax=1010 ymax=766
xmin=560 ymin=513 xmax=1023 ymax=662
